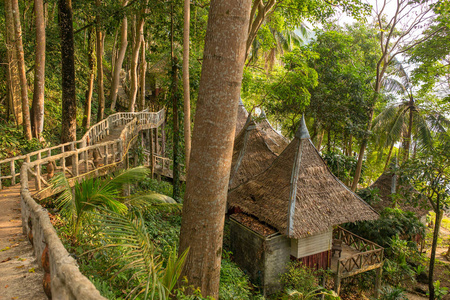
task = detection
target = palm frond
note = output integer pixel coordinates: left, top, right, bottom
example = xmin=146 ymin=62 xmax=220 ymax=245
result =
xmin=413 ymin=112 xmax=433 ymax=153
xmin=125 ymin=192 xmax=181 ymax=212
xmin=105 ymin=166 xmax=151 ymax=190
xmin=50 ymin=173 xmax=75 ymax=220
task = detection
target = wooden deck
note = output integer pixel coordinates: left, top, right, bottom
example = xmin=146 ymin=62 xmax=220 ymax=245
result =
xmin=331 ymin=226 xmax=384 ymax=297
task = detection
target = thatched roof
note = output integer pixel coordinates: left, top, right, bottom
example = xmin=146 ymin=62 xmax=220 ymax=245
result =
xmin=256 ymin=110 xmax=289 ymax=156
xmin=370 ymin=172 xmax=430 ymax=218
xmin=229 ymin=116 xmax=280 ymax=190
xmin=235 ymin=98 xmax=249 ymax=137
xmin=228 ymin=116 xmax=379 ymax=239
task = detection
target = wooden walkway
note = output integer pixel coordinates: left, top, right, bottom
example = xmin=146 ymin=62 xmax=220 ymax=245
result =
xmin=0 ymin=110 xmax=165 ymax=299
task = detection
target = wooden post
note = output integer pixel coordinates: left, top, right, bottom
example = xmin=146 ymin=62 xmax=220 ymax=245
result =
xmin=150 ymin=128 xmax=154 ymax=179
xmin=35 ymin=153 xmax=41 ymax=191
xmin=104 ymin=144 xmax=108 ymax=165
xmin=10 ymin=161 xmax=16 ymax=185
xmin=73 ymin=151 xmax=79 ymax=177
xmin=334 ymin=262 xmax=341 ymax=296
xmin=375 ymin=266 xmax=383 ymax=298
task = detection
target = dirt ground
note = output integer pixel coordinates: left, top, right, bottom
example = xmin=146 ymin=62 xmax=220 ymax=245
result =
xmin=0 ymin=184 xmax=47 ymax=300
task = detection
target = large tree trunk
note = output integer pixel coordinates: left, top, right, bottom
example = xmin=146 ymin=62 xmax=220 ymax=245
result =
xmin=110 ymin=0 xmax=128 ymax=111
xmin=429 ymin=204 xmax=443 ymax=300
xmin=31 ymin=0 xmax=46 ymax=141
xmin=178 ymin=0 xmax=252 ymax=297
xmin=4 ymin=0 xmax=23 ymax=126
xmin=183 ymin=0 xmax=191 ymax=169
xmin=128 ymin=9 xmax=145 ymax=112
xmin=59 ymin=0 xmax=77 ymax=144
xmin=82 ymin=29 xmax=95 ymax=129
xmin=11 ymin=0 xmax=32 ymax=140
xmin=138 ymin=39 xmax=147 ymax=111
xmin=96 ymin=0 xmax=105 ymax=122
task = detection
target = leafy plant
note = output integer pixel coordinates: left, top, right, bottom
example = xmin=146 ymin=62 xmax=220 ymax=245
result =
xmin=280 ymin=261 xmax=319 ymax=295
xmin=50 ymin=166 xmax=165 ymax=240
xmin=378 ymin=286 xmax=408 ymax=300
xmin=284 ymin=288 xmax=340 ymax=300
xmin=93 ymin=209 xmax=188 ymax=300
xmin=219 ymin=251 xmax=252 ymax=300
xmin=427 ymin=281 xmax=449 ymax=300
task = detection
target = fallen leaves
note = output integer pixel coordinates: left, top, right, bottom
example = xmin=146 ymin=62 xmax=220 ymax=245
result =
xmin=28 ymin=268 xmax=35 ymax=273
xmin=1 ymin=257 xmax=12 ymax=263
xmin=1 ymin=246 xmax=10 ymax=252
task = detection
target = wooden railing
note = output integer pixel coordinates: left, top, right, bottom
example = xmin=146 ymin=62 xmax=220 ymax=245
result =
xmin=0 ymin=110 xmax=164 ymax=190
xmin=334 ymin=226 xmax=384 ymax=277
xmin=17 ymin=109 xmax=164 ymax=300
xmin=142 ymin=150 xmax=186 ymax=180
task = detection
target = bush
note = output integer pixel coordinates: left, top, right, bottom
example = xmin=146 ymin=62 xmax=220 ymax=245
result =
xmin=219 ymin=251 xmax=252 ymax=300
xmin=280 ymin=261 xmax=319 ymax=295
xmin=378 ymin=286 xmax=408 ymax=300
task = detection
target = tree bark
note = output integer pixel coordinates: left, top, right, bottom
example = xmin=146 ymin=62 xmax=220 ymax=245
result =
xmin=403 ymin=100 xmax=414 ymax=162
xmin=96 ymin=0 xmax=105 ymax=122
xmin=183 ymin=0 xmax=191 ymax=169
xmin=178 ymin=0 xmax=252 ymax=297
xmin=58 ymin=0 xmax=77 ymax=144
xmin=11 ymin=0 xmax=32 ymax=140
xmin=110 ymin=0 xmax=128 ymax=111
xmin=31 ymin=0 xmax=46 ymax=141
xmin=429 ymin=205 xmax=443 ymax=300
xmin=82 ymin=28 xmax=95 ymax=129
xmin=128 ymin=6 xmax=146 ymax=112
xmin=172 ymin=57 xmax=181 ymax=201
xmin=4 ymin=0 xmax=23 ymax=126
xmin=138 ymin=39 xmax=147 ymax=111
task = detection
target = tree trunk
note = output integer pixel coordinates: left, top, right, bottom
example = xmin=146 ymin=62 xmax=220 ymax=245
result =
xmin=31 ymin=0 xmax=46 ymax=141
xmin=403 ymin=101 xmax=414 ymax=162
xmin=58 ymin=0 xmax=77 ymax=144
xmin=110 ymin=0 xmax=128 ymax=111
xmin=383 ymin=141 xmax=395 ymax=172
xmin=172 ymin=57 xmax=181 ymax=201
xmin=128 ymin=8 xmax=146 ymax=112
xmin=316 ymin=128 xmax=324 ymax=152
xmin=96 ymin=0 xmax=105 ymax=122
xmin=138 ymin=39 xmax=147 ymax=111
xmin=11 ymin=0 xmax=32 ymax=140
xmin=178 ymin=0 xmax=252 ymax=297
xmin=82 ymin=28 xmax=95 ymax=129
xmin=4 ymin=0 xmax=23 ymax=126
xmin=183 ymin=0 xmax=191 ymax=169
xmin=429 ymin=205 xmax=443 ymax=300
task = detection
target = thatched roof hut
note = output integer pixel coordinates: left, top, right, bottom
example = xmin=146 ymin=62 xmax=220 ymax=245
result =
xmin=228 ymin=116 xmax=379 ymax=239
xmin=256 ymin=109 xmax=289 ymax=156
xmin=370 ymin=171 xmax=430 ymax=218
xmin=229 ymin=116 xmax=284 ymax=190
xmin=235 ymin=97 xmax=249 ymax=137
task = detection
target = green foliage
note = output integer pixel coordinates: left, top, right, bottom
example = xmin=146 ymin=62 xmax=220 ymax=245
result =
xmin=344 ymin=207 xmax=425 ymax=248
xmin=378 ymin=286 xmax=408 ymax=300
xmin=356 ymin=187 xmax=382 ymax=206
xmin=0 ymin=122 xmax=43 ymax=159
xmin=323 ymin=151 xmax=363 ymax=184
xmin=427 ymin=281 xmax=449 ymax=300
xmin=219 ymin=252 xmax=252 ymax=300
xmin=280 ymin=261 xmax=319 ymax=295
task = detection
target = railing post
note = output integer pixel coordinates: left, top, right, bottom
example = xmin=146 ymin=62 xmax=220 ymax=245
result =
xmin=104 ymin=145 xmax=108 ymax=165
xmin=334 ymin=262 xmax=341 ymax=296
xmin=35 ymin=153 xmax=41 ymax=191
xmin=10 ymin=161 xmax=16 ymax=186
xmin=73 ymin=151 xmax=79 ymax=177
xmin=375 ymin=266 xmax=383 ymax=298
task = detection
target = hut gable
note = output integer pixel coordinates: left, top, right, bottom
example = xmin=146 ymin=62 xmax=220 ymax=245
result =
xmin=228 ymin=116 xmax=379 ymax=239
xmin=229 ymin=117 xmax=280 ymax=190
xmin=256 ymin=110 xmax=289 ymax=156
xmin=235 ymin=97 xmax=249 ymax=137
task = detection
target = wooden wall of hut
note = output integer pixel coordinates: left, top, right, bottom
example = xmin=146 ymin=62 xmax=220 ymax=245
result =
xmin=291 ymin=250 xmax=331 ymax=270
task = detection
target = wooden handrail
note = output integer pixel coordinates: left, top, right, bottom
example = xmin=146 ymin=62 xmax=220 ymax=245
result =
xmin=0 ymin=109 xmax=165 ymax=190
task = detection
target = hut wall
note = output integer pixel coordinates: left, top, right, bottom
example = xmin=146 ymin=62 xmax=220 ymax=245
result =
xmin=229 ymin=219 xmax=291 ymax=295
xmin=291 ymin=250 xmax=331 ymax=270
xmin=263 ymin=233 xmax=291 ymax=295
xmin=290 ymin=228 xmax=332 ymax=259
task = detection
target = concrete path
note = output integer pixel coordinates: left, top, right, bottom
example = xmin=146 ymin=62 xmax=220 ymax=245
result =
xmin=0 ymin=184 xmax=47 ymax=300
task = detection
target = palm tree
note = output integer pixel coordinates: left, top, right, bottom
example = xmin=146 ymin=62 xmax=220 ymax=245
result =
xmin=51 ymin=166 xmax=176 ymax=240
xmin=94 ymin=209 xmax=187 ymax=300
xmin=372 ymin=60 xmax=449 ymax=167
